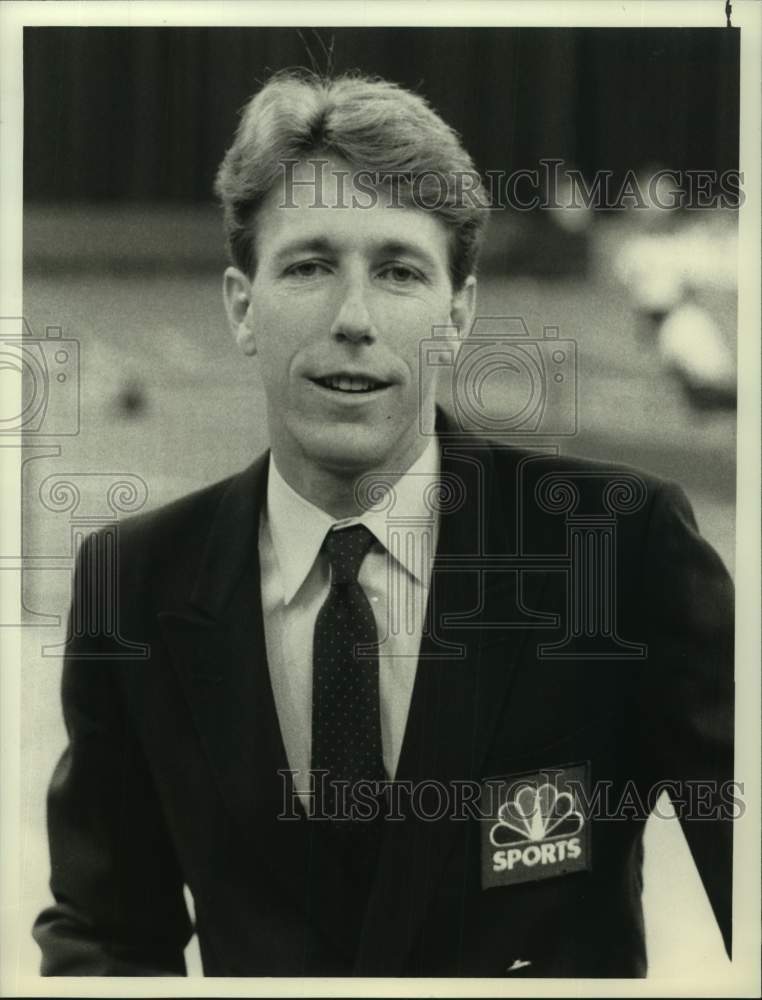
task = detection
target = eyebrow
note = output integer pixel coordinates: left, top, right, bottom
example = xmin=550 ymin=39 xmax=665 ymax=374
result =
xmin=271 ymin=236 xmax=441 ymax=273
xmin=272 ymin=238 xmax=333 ymax=265
xmin=375 ymin=240 xmax=440 ymax=272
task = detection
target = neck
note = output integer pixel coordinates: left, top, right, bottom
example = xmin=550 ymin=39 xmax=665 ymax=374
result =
xmin=271 ymin=436 xmax=431 ymax=520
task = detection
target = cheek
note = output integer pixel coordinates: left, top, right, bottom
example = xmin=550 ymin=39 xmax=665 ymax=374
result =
xmin=255 ymin=302 xmax=317 ymax=379
xmin=388 ymin=299 xmax=453 ymax=370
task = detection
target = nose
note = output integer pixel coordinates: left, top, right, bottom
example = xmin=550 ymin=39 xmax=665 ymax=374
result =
xmin=330 ymin=281 xmax=375 ymax=344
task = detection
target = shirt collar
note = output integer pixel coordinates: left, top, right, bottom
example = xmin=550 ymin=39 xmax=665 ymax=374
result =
xmin=265 ymin=438 xmax=440 ymax=605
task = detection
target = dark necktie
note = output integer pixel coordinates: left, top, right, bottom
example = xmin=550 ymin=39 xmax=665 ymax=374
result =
xmin=305 ymin=524 xmax=389 ymax=972
xmin=311 ymin=523 xmax=387 ymax=822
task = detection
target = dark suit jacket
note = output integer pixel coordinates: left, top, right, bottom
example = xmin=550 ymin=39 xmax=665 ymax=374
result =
xmin=33 ymin=423 xmax=734 ymax=977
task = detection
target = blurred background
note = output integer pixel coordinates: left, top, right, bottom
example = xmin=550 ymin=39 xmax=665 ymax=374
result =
xmin=18 ymin=26 xmax=738 ymax=979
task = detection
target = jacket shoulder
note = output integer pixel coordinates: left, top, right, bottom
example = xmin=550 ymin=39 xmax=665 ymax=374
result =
xmin=76 ymin=459 xmax=263 ymax=589
xmin=484 ymin=440 xmax=666 ymax=488
xmin=476 ymin=438 xmax=672 ymax=504
xmin=117 ymin=473 xmax=239 ymax=551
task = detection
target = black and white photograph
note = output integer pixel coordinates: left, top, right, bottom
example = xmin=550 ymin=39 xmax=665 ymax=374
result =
xmin=0 ymin=1 xmax=759 ymax=995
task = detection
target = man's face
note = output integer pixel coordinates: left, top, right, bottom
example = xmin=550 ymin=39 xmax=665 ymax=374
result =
xmin=224 ymin=157 xmax=475 ymax=482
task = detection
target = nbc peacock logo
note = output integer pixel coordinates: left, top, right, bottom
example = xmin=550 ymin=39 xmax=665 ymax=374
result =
xmin=481 ymin=764 xmax=591 ymax=888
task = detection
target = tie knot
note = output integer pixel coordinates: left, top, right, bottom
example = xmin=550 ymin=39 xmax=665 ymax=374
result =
xmin=323 ymin=524 xmax=376 ymax=586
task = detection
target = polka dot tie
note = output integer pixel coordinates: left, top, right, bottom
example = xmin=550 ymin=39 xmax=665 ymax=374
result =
xmin=311 ymin=524 xmax=387 ymax=821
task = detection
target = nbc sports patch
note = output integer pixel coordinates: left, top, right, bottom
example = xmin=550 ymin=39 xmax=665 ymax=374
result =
xmin=480 ymin=762 xmax=591 ymax=889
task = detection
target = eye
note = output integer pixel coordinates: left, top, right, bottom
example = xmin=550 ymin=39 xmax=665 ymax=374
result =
xmin=378 ymin=263 xmax=423 ymax=284
xmin=284 ymin=260 xmax=330 ymax=279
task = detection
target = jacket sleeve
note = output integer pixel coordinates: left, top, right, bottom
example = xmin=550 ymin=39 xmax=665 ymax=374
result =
xmin=32 ymin=531 xmax=193 ymax=975
xmin=639 ymin=481 xmax=735 ymax=958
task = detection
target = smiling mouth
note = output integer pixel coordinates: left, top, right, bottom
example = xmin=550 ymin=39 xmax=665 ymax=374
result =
xmin=310 ymin=374 xmax=392 ymax=394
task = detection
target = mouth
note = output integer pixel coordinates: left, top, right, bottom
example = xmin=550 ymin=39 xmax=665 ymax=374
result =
xmin=309 ymin=373 xmax=393 ymax=395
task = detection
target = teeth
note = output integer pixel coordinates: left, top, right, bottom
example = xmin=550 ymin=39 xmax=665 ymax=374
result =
xmin=321 ymin=375 xmax=380 ymax=392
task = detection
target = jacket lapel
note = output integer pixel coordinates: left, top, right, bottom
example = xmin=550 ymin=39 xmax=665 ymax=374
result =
xmin=157 ymin=455 xmax=277 ymax=823
xmin=354 ymin=435 xmax=550 ymax=975
xmin=156 ymin=454 xmax=362 ymax=960
xmin=156 ymin=457 xmax=321 ymax=918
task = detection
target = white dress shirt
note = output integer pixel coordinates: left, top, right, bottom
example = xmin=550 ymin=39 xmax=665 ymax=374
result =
xmin=259 ymin=439 xmax=440 ymax=803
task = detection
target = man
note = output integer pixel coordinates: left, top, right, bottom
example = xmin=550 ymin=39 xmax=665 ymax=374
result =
xmin=33 ymin=71 xmax=734 ymax=977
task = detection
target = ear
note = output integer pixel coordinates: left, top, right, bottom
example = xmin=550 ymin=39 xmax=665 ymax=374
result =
xmin=449 ymin=275 xmax=477 ymax=348
xmin=223 ymin=267 xmax=257 ymax=356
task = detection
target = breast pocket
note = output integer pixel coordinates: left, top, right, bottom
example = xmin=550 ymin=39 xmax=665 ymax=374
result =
xmin=482 ymin=710 xmax=619 ymax=775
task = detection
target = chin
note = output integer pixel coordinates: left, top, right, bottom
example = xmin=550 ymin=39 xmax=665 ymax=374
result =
xmin=301 ymin=423 xmax=404 ymax=475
